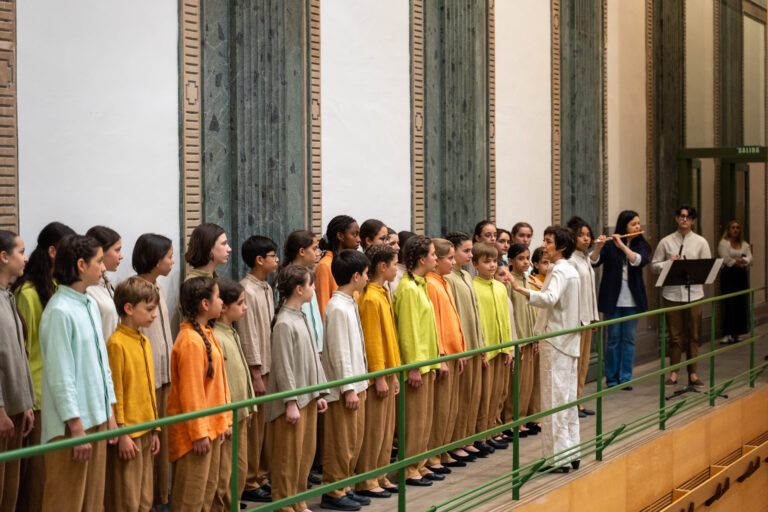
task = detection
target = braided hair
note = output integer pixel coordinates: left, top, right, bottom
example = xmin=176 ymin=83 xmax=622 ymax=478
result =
xmin=180 ymin=276 xmax=218 ymax=379
xmin=403 ymin=234 xmax=432 ymax=281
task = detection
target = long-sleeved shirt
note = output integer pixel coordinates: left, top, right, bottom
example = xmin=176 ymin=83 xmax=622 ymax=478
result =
xmin=358 ymin=283 xmax=401 ymax=381
xmin=651 ymin=230 xmax=711 ymax=302
xmin=107 ymin=324 xmax=159 ymax=438
xmin=0 ymin=287 xmax=35 ymax=415
xmin=393 ymin=273 xmax=440 ymax=374
xmin=426 ymin=272 xmax=466 ymax=355
xmin=569 ymin=250 xmax=600 ymax=325
xmin=528 ymin=259 xmax=581 ymax=357
xmin=213 ymin=321 xmax=256 ymax=421
xmin=388 ymin=263 xmax=406 ymax=301
xmin=167 ymin=323 xmax=231 ymax=462
xmin=87 ymin=276 xmax=119 ymax=342
xmin=315 ymin=252 xmax=337 ymax=317
xmin=137 ymin=279 xmax=174 ymax=388
xmin=509 ymin=273 xmax=537 ymax=342
xmin=473 ymin=277 xmax=513 ymax=360
xmin=266 ymin=306 xmax=327 ymax=422
xmin=322 ymin=291 xmax=369 ymax=402
xmin=717 ymin=239 xmax=752 ymax=268
xmin=444 ymin=267 xmax=485 ymax=351
xmin=39 ymin=285 xmax=117 ymax=443
xmin=236 ymin=273 xmax=274 ymax=374
xmin=302 ymin=294 xmax=324 ymax=353
xmin=16 ymin=282 xmax=52 ymax=410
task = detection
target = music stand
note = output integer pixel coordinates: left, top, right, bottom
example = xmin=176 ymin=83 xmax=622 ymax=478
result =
xmin=655 ymin=258 xmax=723 ymax=400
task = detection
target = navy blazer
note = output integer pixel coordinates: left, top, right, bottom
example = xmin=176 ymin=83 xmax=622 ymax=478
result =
xmin=591 ymin=240 xmax=650 ymax=315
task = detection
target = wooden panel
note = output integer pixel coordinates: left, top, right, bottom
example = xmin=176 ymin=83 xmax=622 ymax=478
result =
xmin=487 ymin=0 xmax=496 ymax=223
xmin=180 ymin=0 xmax=203 ymax=252
xmin=707 ymin=400 xmax=744 ymax=464
xmin=740 ymin=385 xmax=768 ymax=443
xmin=0 ymin=0 xmax=16 ymax=233
xmin=672 ymin=415 xmax=710 ymax=486
xmin=307 ymin=0 xmax=322 ymax=236
xmin=552 ymin=0 xmax=562 ymax=224
xmin=411 ymin=0 xmax=425 ymax=234
xmin=626 ymin=434 xmax=675 ymax=511
xmin=571 ymin=459 xmax=627 ymax=512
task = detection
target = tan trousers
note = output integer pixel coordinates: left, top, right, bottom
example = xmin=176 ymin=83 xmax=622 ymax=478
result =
xmin=355 ymin=376 xmax=396 ymax=491
xmin=171 ymin=436 xmax=221 ymax=512
xmin=246 ymin=374 xmax=269 ymax=490
xmin=475 ymin=356 xmax=495 ymax=438
xmin=0 ymin=413 xmax=23 ymax=511
xmin=427 ymin=359 xmax=460 ymax=466
xmin=105 ymin=431 xmax=154 ymax=512
xmin=323 ymin=392 xmax=366 ymax=498
xmin=213 ymin=417 xmax=248 ymax=511
xmin=267 ymin=400 xmax=317 ymax=512
xmin=452 ymin=356 xmax=482 ymax=442
xmin=16 ymin=409 xmax=44 ymax=512
xmin=664 ymin=299 xmax=702 ymax=375
xmin=576 ymin=329 xmax=593 ymax=401
xmin=404 ymin=371 xmax=434 ymax=479
xmin=491 ymin=355 xmax=510 ymax=429
xmin=42 ymin=422 xmax=107 ymax=512
xmin=153 ymin=383 xmax=171 ymax=505
xmin=504 ymin=344 xmax=536 ymax=423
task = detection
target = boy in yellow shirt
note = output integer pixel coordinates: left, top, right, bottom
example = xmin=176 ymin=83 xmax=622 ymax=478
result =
xmin=106 ymin=276 xmax=161 ymax=512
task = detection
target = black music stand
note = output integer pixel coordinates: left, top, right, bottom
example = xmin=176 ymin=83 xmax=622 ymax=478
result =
xmin=655 ymin=258 xmax=723 ymax=400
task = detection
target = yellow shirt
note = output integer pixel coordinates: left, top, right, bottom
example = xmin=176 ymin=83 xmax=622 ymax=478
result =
xmin=107 ymin=323 xmax=159 ymax=438
xmin=358 ymin=283 xmax=401 ymax=380
xmin=16 ymin=282 xmax=56 ymax=410
xmin=393 ymin=273 xmax=440 ymax=374
xmin=473 ymin=277 xmax=514 ymax=360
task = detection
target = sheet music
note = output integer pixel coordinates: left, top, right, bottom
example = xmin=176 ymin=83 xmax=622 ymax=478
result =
xmin=655 ymin=260 xmax=672 ymax=288
xmin=705 ymin=258 xmax=724 ymax=285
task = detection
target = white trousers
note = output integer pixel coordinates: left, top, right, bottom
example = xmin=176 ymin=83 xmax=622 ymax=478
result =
xmin=539 ymin=341 xmax=580 ymax=465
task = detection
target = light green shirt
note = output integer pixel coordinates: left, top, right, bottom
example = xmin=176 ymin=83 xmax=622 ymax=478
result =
xmin=15 ymin=282 xmax=52 ymax=411
xmin=473 ymin=277 xmax=513 ymax=360
xmin=213 ymin=322 xmax=256 ymax=421
xmin=392 ymin=273 xmax=440 ymax=374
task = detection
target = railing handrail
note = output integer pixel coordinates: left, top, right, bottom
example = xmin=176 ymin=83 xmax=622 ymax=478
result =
xmin=0 ymin=285 xmax=764 ymax=511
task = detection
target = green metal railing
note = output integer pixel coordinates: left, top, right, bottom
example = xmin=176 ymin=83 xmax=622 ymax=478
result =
xmin=0 ymin=286 xmax=765 ymax=512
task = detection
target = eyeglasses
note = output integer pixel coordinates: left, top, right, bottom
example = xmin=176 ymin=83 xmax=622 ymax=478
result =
xmin=265 ymin=253 xmax=278 ymax=259
xmin=677 ymin=215 xmax=694 ymax=220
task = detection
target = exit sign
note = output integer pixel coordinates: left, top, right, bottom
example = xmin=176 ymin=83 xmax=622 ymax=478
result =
xmin=737 ymin=146 xmax=761 ymax=154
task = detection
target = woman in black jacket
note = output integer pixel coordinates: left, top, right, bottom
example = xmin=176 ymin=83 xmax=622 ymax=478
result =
xmin=590 ymin=210 xmax=651 ymax=388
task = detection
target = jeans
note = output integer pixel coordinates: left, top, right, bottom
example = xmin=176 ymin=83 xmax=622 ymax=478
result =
xmin=605 ymin=307 xmax=640 ymax=387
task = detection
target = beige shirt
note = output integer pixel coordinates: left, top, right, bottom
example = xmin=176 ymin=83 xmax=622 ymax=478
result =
xmin=569 ymin=250 xmax=600 ymax=325
xmin=138 ymin=280 xmax=174 ymax=388
xmin=651 ymin=230 xmax=711 ymax=302
xmin=213 ymin=321 xmax=257 ymax=420
xmin=322 ymin=291 xmax=368 ymax=402
xmin=266 ymin=306 xmax=327 ymax=422
xmin=444 ymin=267 xmax=485 ymax=351
xmin=0 ymin=287 xmax=35 ymax=414
xmin=236 ymin=273 xmax=274 ymax=374
xmin=87 ymin=277 xmax=119 ymax=342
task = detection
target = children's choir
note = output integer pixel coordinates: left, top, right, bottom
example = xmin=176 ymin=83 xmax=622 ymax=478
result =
xmin=0 ymin=211 xmax=647 ymax=512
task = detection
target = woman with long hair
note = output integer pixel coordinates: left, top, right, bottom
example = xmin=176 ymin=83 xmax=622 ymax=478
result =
xmin=718 ymin=220 xmax=752 ymax=344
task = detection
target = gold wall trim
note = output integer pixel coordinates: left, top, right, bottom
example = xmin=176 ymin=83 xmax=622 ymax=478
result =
xmin=713 ymin=0 xmax=721 ymax=239
xmin=601 ymin=0 xmax=608 ymax=230
xmin=308 ymin=0 xmax=322 ymax=235
xmin=645 ymin=0 xmax=655 ymax=238
xmin=0 ymin=0 xmax=17 ymax=232
xmin=551 ymin=0 xmax=562 ymax=225
xmin=744 ymin=0 xmax=767 ymax=23
xmin=487 ymin=0 xmax=496 ymax=224
xmin=411 ymin=0 xmax=425 ymax=234
xmin=180 ymin=0 xmax=202 ymax=249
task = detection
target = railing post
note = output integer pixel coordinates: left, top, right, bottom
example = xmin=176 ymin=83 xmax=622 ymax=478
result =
xmin=660 ymin=313 xmax=667 ymax=430
xmin=512 ymin=347 xmax=520 ymax=500
xmin=398 ymin=370 xmax=407 ymax=511
xmin=231 ymin=407 xmax=239 ymax=512
xmin=750 ymin=290 xmax=756 ymax=388
xmin=710 ymin=302 xmax=716 ymax=407
xmin=596 ymin=326 xmax=604 ymax=461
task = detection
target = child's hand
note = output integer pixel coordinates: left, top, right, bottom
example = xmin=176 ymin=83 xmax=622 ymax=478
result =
xmin=66 ymin=418 xmax=92 ymax=462
xmin=534 ymin=342 xmax=540 ymax=355
xmin=118 ymin=434 xmax=138 ymax=460
xmin=222 ymin=427 xmax=232 ymax=442
xmin=21 ymin=409 xmax=34 ymax=438
xmin=458 ymin=358 xmax=466 ymax=374
xmin=286 ymin=401 xmax=301 ymax=424
xmin=505 ymin=352 xmax=514 ymax=367
xmin=374 ymin=376 xmax=389 ymax=398
xmin=317 ymin=398 xmax=328 ymax=413
xmin=438 ymin=361 xmax=449 ymax=379
xmin=344 ymin=390 xmax=359 ymax=410
xmin=0 ymin=407 xmax=14 ymax=438
xmin=251 ymin=367 xmax=267 ymax=396
xmin=107 ymin=415 xmax=119 ymax=445
xmin=481 ymin=353 xmax=490 ymax=368
xmin=407 ymin=369 xmax=423 ymax=388
xmin=151 ymin=433 xmax=160 ymax=456
xmin=393 ymin=378 xmax=400 ymax=395
xmin=193 ymin=436 xmax=211 ymax=455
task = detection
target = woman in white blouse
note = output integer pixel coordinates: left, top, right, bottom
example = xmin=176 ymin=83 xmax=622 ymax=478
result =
xmin=718 ymin=220 xmax=752 ymax=344
xmin=85 ymin=225 xmax=123 ymax=341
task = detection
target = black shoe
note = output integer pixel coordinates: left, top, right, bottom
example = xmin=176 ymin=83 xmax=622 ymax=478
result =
xmin=502 ymin=429 xmax=514 ymax=437
xmin=240 ymin=504 xmax=247 ymax=510
xmin=581 ymin=408 xmax=595 ymax=416
xmin=444 ymin=460 xmax=467 ymax=468
xmin=526 ymin=422 xmax=542 ymax=433
xmin=487 ymin=438 xmax=508 ymax=450
xmin=262 ymin=482 xmax=272 ymax=492
xmin=423 ymin=472 xmax=445 ymax=481
xmin=537 ymin=465 xmax=569 ymax=474
xmin=356 ymin=489 xmax=391 ymax=499
xmin=383 ymin=485 xmax=398 ymax=493
xmin=427 ymin=465 xmax=452 ymax=475
xmin=309 ymin=471 xmax=322 ymax=485
xmin=518 ymin=429 xmax=529 ymax=438
xmin=320 ymin=494 xmax=362 ymax=511
xmin=571 ymin=460 xmax=581 ymax=470
xmin=689 ymin=378 xmax=705 ymax=387
xmin=450 ymin=451 xmax=477 ymax=462
xmin=346 ymin=491 xmax=371 ymax=505
xmin=473 ymin=441 xmax=494 ymax=453
xmin=622 ymin=386 xmax=633 ymax=391
xmin=405 ymin=478 xmax=432 ymax=487
xmin=241 ymin=487 xmax=272 ymax=503
xmin=578 ymin=409 xmax=587 ymax=418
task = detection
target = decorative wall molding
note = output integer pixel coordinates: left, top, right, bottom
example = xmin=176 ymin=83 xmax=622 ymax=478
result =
xmin=551 ymin=0 xmax=562 ymax=225
xmin=411 ymin=0 xmax=426 ymax=234
xmin=601 ymin=0 xmax=608 ymax=230
xmin=0 ymin=0 xmax=17 ymax=233
xmin=307 ymin=0 xmax=322 ymax=236
xmin=487 ymin=0 xmax=496 ymax=224
xmin=645 ymin=0 xmax=655 ymax=238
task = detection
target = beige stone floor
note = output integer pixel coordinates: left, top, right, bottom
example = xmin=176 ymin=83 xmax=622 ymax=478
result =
xmin=243 ymin=323 xmax=768 ymax=512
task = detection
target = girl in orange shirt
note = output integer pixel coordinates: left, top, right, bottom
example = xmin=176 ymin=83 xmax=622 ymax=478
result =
xmin=315 ymin=215 xmax=360 ymax=316
xmin=168 ymin=277 xmax=231 ymax=511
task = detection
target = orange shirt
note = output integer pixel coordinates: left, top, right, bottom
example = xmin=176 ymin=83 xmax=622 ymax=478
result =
xmin=315 ymin=252 xmax=337 ymax=317
xmin=167 ymin=323 xmax=231 ymax=462
xmin=426 ymin=272 xmax=466 ymax=356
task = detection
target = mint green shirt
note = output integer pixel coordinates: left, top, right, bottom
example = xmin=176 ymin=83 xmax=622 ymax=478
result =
xmin=40 ymin=285 xmax=116 ymax=443
xmin=392 ymin=273 xmax=440 ymax=374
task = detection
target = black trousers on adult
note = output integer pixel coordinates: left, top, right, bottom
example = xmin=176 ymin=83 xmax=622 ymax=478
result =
xmin=721 ymin=266 xmax=749 ymax=337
